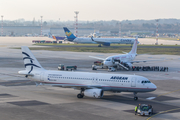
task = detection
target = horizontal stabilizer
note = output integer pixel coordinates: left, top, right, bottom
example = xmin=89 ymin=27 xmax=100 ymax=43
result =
xmin=122 ymin=51 xmax=128 ymax=54
xmin=18 ymin=70 xmax=34 ymax=76
xmin=130 ymin=59 xmax=164 ymax=63
xmin=89 ymin=56 xmax=106 ymax=61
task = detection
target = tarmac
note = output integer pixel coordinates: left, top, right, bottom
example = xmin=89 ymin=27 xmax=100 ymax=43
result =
xmin=0 ymin=37 xmax=180 ymax=120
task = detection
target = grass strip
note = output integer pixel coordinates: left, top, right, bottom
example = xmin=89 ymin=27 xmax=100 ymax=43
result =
xmin=18 ymin=46 xmax=180 ymax=55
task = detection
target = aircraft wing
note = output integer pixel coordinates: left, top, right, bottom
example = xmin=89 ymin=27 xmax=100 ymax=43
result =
xmin=51 ymin=84 xmax=102 ymax=89
xmin=18 ymin=70 xmax=34 ymax=76
xmin=130 ymin=59 xmax=164 ymax=64
xmin=93 ymin=40 xmax=110 ymax=44
xmin=130 ymin=60 xmax=147 ymax=63
xmin=90 ymin=36 xmax=111 ymax=45
xmin=89 ymin=56 xmax=106 ymax=61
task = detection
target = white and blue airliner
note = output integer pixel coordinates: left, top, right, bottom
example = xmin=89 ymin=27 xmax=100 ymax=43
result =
xmin=18 ymin=46 xmax=157 ymax=100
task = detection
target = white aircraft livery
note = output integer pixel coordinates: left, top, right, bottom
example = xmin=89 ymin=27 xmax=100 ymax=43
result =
xmin=63 ymin=27 xmax=136 ymax=47
xmin=18 ymin=46 xmax=157 ymax=100
xmin=90 ymin=39 xmax=148 ymax=70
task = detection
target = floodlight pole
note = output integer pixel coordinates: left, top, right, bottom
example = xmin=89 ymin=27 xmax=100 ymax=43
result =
xmin=1 ymin=16 xmax=3 ymax=36
xmin=155 ymin=19 xmax=159 ymax=45
xmin=40 ymin=16 xmax=43 ymax=36
xmin=74 ymin=11 xmax=79 ymax=37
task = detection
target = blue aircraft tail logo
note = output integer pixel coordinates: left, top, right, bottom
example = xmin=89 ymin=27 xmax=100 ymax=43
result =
xmin=63 ymin=27 xmax=76 ymax=41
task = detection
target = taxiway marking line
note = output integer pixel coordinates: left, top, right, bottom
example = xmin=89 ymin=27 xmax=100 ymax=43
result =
xmin=157 ymin=89 xmax=180 ymax=97
xmin=146 ymin=108 xmax=180 ymax=120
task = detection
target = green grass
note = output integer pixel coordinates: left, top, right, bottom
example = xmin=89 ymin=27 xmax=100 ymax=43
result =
xmin=34 ymin=43 xmax=180 ymax=47
xmin=15 ymin=46 xmax=180 ymax=55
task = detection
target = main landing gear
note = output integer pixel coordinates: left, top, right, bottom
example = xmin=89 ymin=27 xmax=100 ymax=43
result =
xmin=98 ymin=44 xmax=102 ymax=47
xmin=133 ymin=92 xmax=138 ymax=101
xmin=77 ymin=88 xmax=84 ymax=98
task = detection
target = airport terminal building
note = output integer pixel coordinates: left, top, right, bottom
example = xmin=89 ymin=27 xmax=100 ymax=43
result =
xmin=2 ymin=26 xmax=94 ymax=37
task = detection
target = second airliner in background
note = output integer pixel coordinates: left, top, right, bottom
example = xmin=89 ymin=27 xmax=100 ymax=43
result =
xmin=63 ymin=27 xmax=137 ymax=47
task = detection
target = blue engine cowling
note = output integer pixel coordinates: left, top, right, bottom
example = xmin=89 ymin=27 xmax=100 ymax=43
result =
xmin=103 ymin=42 xmax=111 ymax=46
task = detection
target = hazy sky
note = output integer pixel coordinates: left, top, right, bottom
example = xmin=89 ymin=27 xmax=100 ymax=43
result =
xmin=0 ymin=0 xmax=180 ymax=21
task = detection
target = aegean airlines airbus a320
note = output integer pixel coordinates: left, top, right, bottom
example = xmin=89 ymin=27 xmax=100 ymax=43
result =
xmin=18 ymin=46 xmax=156 ymax=100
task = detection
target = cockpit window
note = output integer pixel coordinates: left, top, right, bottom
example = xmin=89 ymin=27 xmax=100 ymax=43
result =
xmin=106 ymin=59 xmax=111 ymax=61
xmin=141 ymin=81 xmax=151 ymax=83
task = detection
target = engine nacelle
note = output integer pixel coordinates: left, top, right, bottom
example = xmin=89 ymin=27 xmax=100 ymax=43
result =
xmin=84 ymin=89 xmax=104 ymax=98
xmin=103 ymin=42 xmax=111 ymax=46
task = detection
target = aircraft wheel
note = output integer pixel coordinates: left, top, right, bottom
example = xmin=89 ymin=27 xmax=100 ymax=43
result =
xmin=77 ymin=94 xmax=84 ymax=98
xmin=134 ymin=97 xmax=138 ymax=101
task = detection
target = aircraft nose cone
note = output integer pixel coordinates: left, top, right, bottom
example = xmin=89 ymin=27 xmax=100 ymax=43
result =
xmin=151 ymin=83 xmax=157 ymax=91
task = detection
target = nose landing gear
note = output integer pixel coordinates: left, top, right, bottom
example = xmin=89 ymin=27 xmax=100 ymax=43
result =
xmin=134 ymin=92 xmax=138 ymax=100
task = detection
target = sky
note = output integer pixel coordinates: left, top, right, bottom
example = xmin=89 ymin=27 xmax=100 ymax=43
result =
xmin=0 ymin=0 xmax=180 ymax=21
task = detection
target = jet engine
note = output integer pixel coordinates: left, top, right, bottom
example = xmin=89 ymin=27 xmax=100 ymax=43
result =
xmin=103 ymin=42 xmax=111 ymax=46
xmin=84 ymin=89 xmax=104 ymax=98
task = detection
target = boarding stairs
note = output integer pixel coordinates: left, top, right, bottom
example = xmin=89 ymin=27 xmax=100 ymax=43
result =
xmin=115 ymin=62 xmax=129 ymax=71
xmin=112 ymin=58 xmax=129 ymax=71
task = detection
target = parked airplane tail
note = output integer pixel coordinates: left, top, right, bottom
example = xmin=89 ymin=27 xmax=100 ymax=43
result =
xmin=129 ymin=38 xmax=138 ymax=55
xmin=48 ymin=32 xmax=53 ymax=38
xmin=21 ymin=46 xmax=44 ymax=74
xmin=48 ymin=32 xmax=57 ymax=40
xmin=63 ymin=27 xmax=76 ymax=41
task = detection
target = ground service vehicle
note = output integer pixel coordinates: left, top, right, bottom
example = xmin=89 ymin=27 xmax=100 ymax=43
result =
xmin=58 ymin=64 xmax=77 ymax=71
xmin=66 ymin=65 xmax=77 ymax=71
xmin=58 ymin=64 xmax=64 ymax=70
xmin=135 ymin=104 xmax=153 ymax=116
xmin=92 ymin=61 xmax=105 ymax=70
xmin=108 ymin=67 xmax=116 ymax=72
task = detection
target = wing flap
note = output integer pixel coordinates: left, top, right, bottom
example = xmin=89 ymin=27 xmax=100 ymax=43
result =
xmin=130 ymin=59 xmax=164 ymax=64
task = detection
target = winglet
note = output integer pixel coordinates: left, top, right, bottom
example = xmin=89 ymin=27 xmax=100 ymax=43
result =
xmin=48 ymin=32 xmax=53 ymax=38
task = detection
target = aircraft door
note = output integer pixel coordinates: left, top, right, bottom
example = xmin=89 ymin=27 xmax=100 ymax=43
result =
xmin=131 ymin=77 xmax=136 ymax=87
xmin=40 ymin=72 xmax=44 ymax=81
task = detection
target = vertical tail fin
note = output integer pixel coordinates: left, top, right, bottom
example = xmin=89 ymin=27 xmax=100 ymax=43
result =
xmin=129 ymin=38 xmax=138 ymax=55
xmin=48 ymin=32 xmax=57 ymax=40
xmin=48 ymin=32 xmax=53 ymax=38
xmin=21 ymin=46 xmax=44 ymax=73
xmin=63 ymin=27 xmax=76 ymax=41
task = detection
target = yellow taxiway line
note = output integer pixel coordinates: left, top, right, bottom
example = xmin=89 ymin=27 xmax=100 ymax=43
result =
xmin=146 ymin=108 xmax=180 ymax=120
